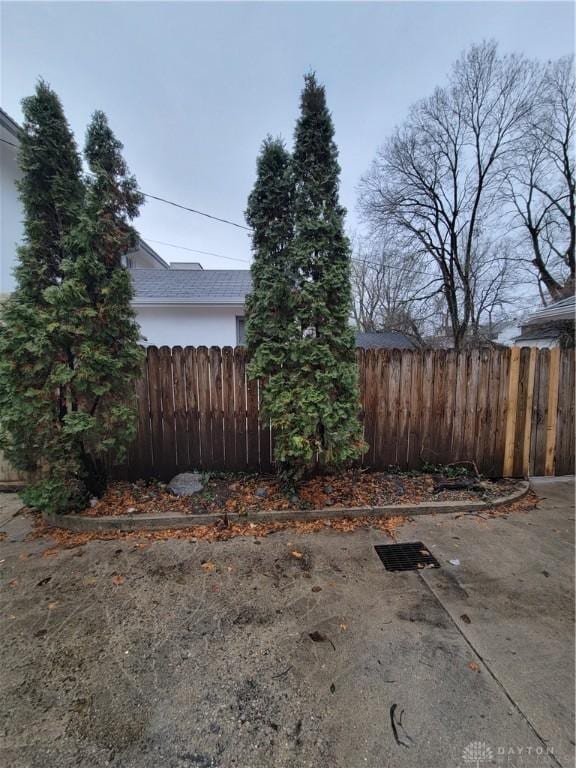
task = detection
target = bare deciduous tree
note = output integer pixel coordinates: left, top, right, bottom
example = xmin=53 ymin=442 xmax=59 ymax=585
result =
xmin=351 ymin=236 xmax=444 ymax=344
xmin=505 ymin=55 xmax=575 ymax=301
xmin=359 ymin=41 xmax=532 ymax=349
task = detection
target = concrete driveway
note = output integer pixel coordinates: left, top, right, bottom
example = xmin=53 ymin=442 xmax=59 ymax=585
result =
xmin=0 ymin=478 xmax=573 ymax=768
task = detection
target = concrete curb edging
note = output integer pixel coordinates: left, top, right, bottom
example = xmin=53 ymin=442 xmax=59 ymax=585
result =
xmin=42 ymin=481 xmax=530 ymax=533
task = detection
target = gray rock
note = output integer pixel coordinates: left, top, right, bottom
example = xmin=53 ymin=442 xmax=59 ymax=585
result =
xmin=255 ymin=487 xmax=268 ymax=498
xmin=323 ymin=485 xmax=333 ymax=494
xmin=168 ymin=472 xmax=204 ymax=496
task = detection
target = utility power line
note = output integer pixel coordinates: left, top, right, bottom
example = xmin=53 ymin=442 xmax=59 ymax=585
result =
xmin=143 ymin=237 xmax=251 ymax=265
xmin=142 ymin=192 xmax=251 ymax=231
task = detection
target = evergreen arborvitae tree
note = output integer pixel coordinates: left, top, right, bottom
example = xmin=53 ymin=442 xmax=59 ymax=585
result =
xmin=51 ymin=110 xmax=145 ymax=501
xmin=245 ymin=136 xmax=296 ymax=415
xmin=0 ymin=95 xmax=144 ymax=514
xmin=274 ymin=73 xmax=365 ymax=477
xmin=0 ymin=81 xmax=85 ymax=504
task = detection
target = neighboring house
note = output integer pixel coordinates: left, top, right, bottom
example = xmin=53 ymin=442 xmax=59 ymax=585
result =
xmin=131 ymin=268 xmax=251 ymax=347
xmin=355 ymin=330 xmax=416 ymax=349
xmin=514 ymin=295 xmax=575 ymax=348
xmin=0 ymin=107 xmax=23 ymax=298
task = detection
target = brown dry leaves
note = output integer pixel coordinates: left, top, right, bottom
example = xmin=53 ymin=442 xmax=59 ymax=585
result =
xmin=29 ymin=512 xmax=406 ymax=551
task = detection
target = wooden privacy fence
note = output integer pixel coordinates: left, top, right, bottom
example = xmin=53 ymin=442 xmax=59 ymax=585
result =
xmin=115 ymin=345 xmax=574 ymax=481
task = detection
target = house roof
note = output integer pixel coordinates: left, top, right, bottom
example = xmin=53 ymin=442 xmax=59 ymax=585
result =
xmin=130 ymin=239 xmax=170 ymax=269
xmin=355 ymin=331 xmax=417 ymax=349
xmin=130 ymin=268 xmax=252 ymax=305
xmin=0 ymin=107 xmax=21 ymax=138
xmin=525 ymin=294 xmax=575 ymax=325
xmin=515 ymin=324 xmax=565 ymax=342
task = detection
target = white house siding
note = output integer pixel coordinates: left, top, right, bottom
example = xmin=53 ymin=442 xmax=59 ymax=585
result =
xmin=134 ymin=304 xmax=244 ymax=348
xmin=0 ymin=125 xmax=23 ymax=297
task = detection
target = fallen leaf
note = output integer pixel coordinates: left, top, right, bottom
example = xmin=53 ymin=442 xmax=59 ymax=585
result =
xmin=201 ymin=560 xmax=216 ymax=572
xmin=460 ymin=613 xmax=471 ymax=624
xmin=111 ymin=575 xmax=125 ymax=586
xmin=311 ymin=585 xmax=322 ymax=592
xmin=291 ymin=550 xmax=303 ymax=559
xmin=9 ymin=578 xmax=18 ymax=588
xmin=467 ymin=661 xmax=480 ymax=672
xmin=48 ymin=601 xmax=59 ymax=610
xmin=309 ymin=631 xmax=327 ymax=643
xmin=339 ymin=623 xmax=348 ymax=631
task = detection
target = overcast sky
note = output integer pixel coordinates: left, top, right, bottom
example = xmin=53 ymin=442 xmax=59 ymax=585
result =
xmin=1 ymin=1 xmax=574 ymax=269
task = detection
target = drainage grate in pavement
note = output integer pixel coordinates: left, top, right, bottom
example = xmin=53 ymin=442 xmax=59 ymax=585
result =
xmin=374 ymin=542 xmax=440 ymax=572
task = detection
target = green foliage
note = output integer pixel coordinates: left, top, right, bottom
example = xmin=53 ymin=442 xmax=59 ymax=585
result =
xmin=0 ymin=86 xmax=143 ymax=513
xmin=246 ymin=75 xmax=365 ymax=480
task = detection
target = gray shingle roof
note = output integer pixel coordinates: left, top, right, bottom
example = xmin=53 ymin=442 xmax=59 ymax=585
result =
xmin=355 ymin=331 xmax=416 ymax=349
xmin=130 ymin=268 xmax=252 ymax=304
xmin=525 ymin=294 xmax=575 ymax=325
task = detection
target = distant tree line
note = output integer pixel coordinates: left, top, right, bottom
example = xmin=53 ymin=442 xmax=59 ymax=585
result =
xmin=356 ymin=42 xmax=574 ymax=349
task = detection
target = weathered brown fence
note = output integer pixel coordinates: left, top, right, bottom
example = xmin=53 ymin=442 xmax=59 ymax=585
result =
xmin=0 ymin=345 xmax=572 ymax=485
xmin=112 ymin=345 xmax=574 ymax=481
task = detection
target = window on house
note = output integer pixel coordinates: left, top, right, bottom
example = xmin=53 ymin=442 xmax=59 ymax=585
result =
xmin=236 ymin=316 xmax=246 ymax=346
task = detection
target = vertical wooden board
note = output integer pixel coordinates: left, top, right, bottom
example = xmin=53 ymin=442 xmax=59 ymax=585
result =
xmin=556 ymin=349 xmax=575 ymax=476
xmin=452 ymin=350 xmax=468 ymax=463
xmin=355 ymin=348 xmax=366 ymax=466
xmin=258 ymin=378 xmax=272 ymax=473
xmin=419 ymin=350 xmax=435 ymax=465
xmin=544 ymin=348 xmax=561 ymax=476
xmin=474 ymin=349 xmax=491 ymax=473
xmin=184 ymin=347 xmax=201 ymax=469
xmin=233 ymin=347 xmax=248 ymax=470
xmin=441 ymin=350 xmax=457 ymax=465
xmin=397 ymin=351 xmax=412 ymax=467
xmin=387 ymin=350 xmax=402 ymax=466
xmin=430 ymin=351 xmax=447 ymax=466
xmin=521 ymin=348 xmax=538 ymax=476
xmin=172 ymin=347 xmax=189 ymax=471
xmin=246 ymin=375 xmax=260 ymax=470
xmin=407 ymin=352 xmax=423 ymax=469
xmin=484 ymin=349 xmax=502 ymax=477
xmin=196 ymin=347 xmax=212 ymax=469
xmin=221 ymin=347 xmax=236 ymax=468
xmin=532 ymin=350 xmax=549 ymax=476
xmin=461 ymin=350 xmax=479 ymax=465
xmin=503 ymin=347 xmax=521 ymax=476
xmin=512 ymin=348 xmax=534 ymax=477
xmin=528 ymin=351 xmax=542 ymax=476
xmin=146 ymin=346 xmax=162 ymax=478
xmin=159 ymin=346 xmax=177 ymax=478
xmin=493 ymin=349 xmax=511 ymax=476
xmin=134 ymin=360 xmax=153 ymax=478
xmin=375 ymin=350 xmax=391 ymax=468
xmin=363 ymin=349 xmax=378 ymax=466
xmin=209 ymin=347 xmax=224 ymax=469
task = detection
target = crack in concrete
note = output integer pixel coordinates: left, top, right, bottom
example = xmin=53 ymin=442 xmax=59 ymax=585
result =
xmin=419 ymin=572 xmax=565 ymax=768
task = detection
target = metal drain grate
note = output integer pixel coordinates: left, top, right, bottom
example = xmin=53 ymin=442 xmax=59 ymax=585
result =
xmin=374 ymin=542 xmax=440 ymax=572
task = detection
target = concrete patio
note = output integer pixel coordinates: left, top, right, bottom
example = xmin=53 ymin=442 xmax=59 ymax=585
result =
xmin=0 ymin=477 xmax=573 ymax=768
